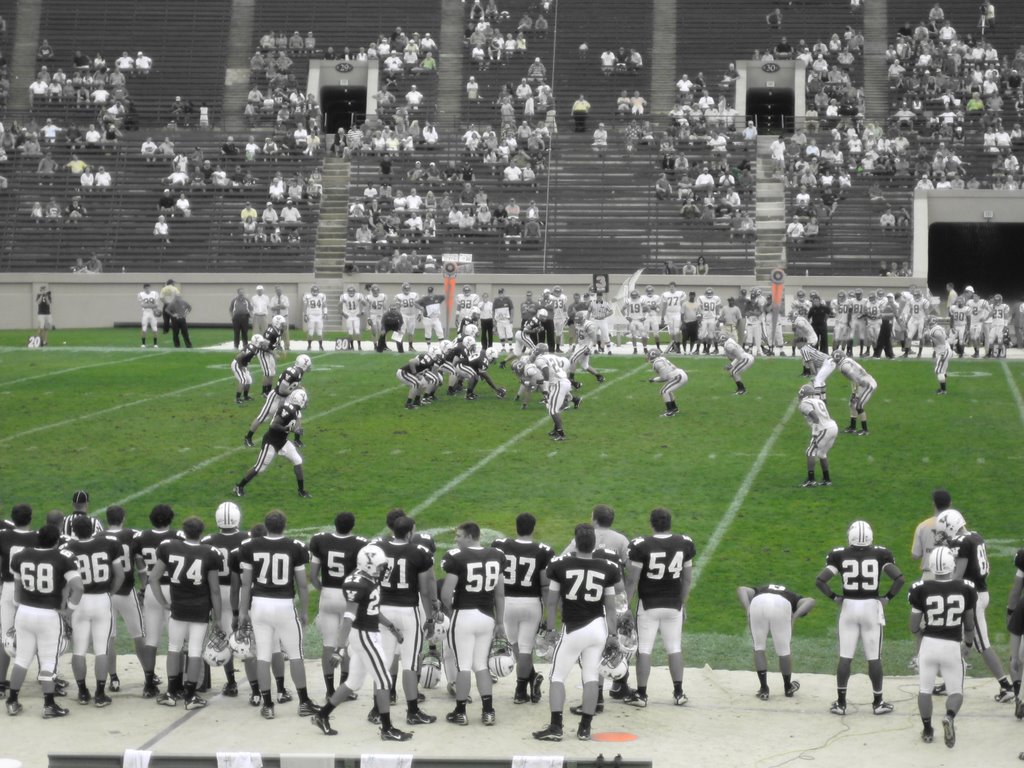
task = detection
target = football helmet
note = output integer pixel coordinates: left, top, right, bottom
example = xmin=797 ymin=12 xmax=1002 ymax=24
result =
xmin=646 ymin=349 xmax=662 ymax=362
xmin=229 ymin=622 xmax=255 ymax=661
xmin=250 ymin=334 xmax=266 ymax=350
xmin=2 ymin=627 xmax=15 ymax=656
xmin=853 ymin=288 xmax=863 ymax=296
xmin=929 ymin=545 xmax=956 ymax=577
xmin=427 ymin=612 xmax=450 ymax=644
xmin=271 ymin=315 xmax=286 ymax=331
xmin=402 ymin=281 xmax=411 ymax=291
xmin=485 ymin=347 xmax=499 ymax=363
xmin=837 ymin=290 xmax=846 ymax=299
xmin=797 ymin=289 xmax=806 ymax=299
xmin=912 ymin=287 xmax=922 ymax=298
xmin=488 ymin=636 xmax=515 ymax=679
xmin=534 ymin=343 xmax=549 ymax=355
xmin=599 ymin=640 xmax=628 ymax=680
xmin=536 ymin=308 xmax=549 ymax=320
xmin=439 ymin=339 xmax=454 ymax=354
xmin=294 ymin=354 xmax=313 ymax=372
xmin=534 ymin=626 xmax=556 ymax=660
xmin=511 ymin=360 xmax=526 ymax=376
xmin=419 ymin=648 xmax=443 ymax=689
xmin=935 ymin=509 xmax=966 ymax=542
xmin=582 ymin=320 xmax=598 ymax=336
xmin=356 ymin=544 xmax=388 ymax=579
xmin=705 ymin=287 xmax=714 ymax=297
xmin=994 ymin=293 xmax=1003 ymax=303
xmin=463 ymin=323 xmax=479 ymax=338
xmin=285 ymin=387 xmax=308 ymax=409
xmin=616 ymin=613 xmax=638 ymax=653
xmin=203 ymin=626 xmax=232 ymax=667
xmin=797 ymin=384 xmax=816 ymax=400
xmin=645 ymin=285 xmax=655 ymax=295
xmin=831 ymin=348 xmax=846 ymax=363
xmin=215 ymin=501 xmax=241 ymax=530
xmin=346 ymin=286 xmax=356 ymax=295
xmin=847 ymin=520 xmax=873 ymax=548
xmin=717 ymin=332 xmax=730 ymax=345
xmin=630 ymin=290 xmax=640 ymax=299
xmin=471 ymin=306 xmax=482 ymax=318
xmin=310 ymin=284 xmax=320 ymax=294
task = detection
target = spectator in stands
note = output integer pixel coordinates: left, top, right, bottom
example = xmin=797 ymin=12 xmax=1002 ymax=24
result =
xmin=65 ymin=195 xmax=86 ymax=222
xmin=696 ymin=256 xmax=709 ymax=276
xmin=37 ymin=39 xmax=54 ymax=61
xmin=174 ymin=192 xmax=191 ymax=218
xmin=79 ymin=165 xmax=95 ymax=189
xmin=36 ymin=151 xmax=58 ymax=179
xmin=627 ymin=49 xmax=643 ymax=72
xmin=28 ymin=75 xmax=49 ymax=106
xmin=655 ymin=173 xmax=673 ymax=200
xmin=879 ymin=207 xmax=896 ymax=230
xmin=786 ymin=217 xmax=805 ymax=246
xmin=572 ymin=95 xmax=591 ymax=132
xmin=766 ymin=7 xmax=783 ymax=28
xmin=527 ymin=57 xmax=546 ymax=84
xmin=94 ymin=166 xmax=111 ymax=188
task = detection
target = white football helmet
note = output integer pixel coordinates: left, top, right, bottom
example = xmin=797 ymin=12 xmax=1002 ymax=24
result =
xmin=202 ymin=626 xmax=232 ymax=667
xmin=429 ymin=612 xmax=450 ymax=644
xmin=485 ymin=347 xmax=499 ymax=363
xmin=462 ymin=323 xmax=479 ymax=338
xmin=271 ymin=315 xmax=286 ymax=331
xmin=598 ymin=641 xmax=628 ymax=680
xmin=798 ymin=383 xmax=816 ymax=400
xmin=439 ymin=339 xmax=454 ymax=354
xmin=536 ymin=308 xmax=549 ymax=320
xmin=2 ymin=627 xmax=15 ymax=656
xmin=533 ymin=342 xmax=549 ymax=356
xmin=647 ymin=349 xmax=662 ymax=362
xmin=936 ymin=509 xmax=966 ymax=542
xmin=419 ymin=648 xmax=442 ymax=689
xmin=847 ymin=520 xmax=873 ymax=548
xmin=717 ymin=332 xmax=730 ymax=345
xmin=250 ymin=334 xmax=266 ymax=349
xmin=534 ymin=626 xmax=556 ymax=660
xmin=356 ymin=544 xmax=388 ymax=579
xmin=929 ymin=545 xmax=956 ymax=576
xmin=616 ymin=613 xmax=638 ymax=653
xmin=229 ymin=622 xmax=255 ymax=661
xmin=832 ymin=348 xmax=846 ymax=363
xmin=294 ymin=354 xmax=313 ymax=372
xmin=488 ymin=636 xmax=515 ymax=679
xmin=285 ymin=387 xmax=308 ymax=409
xmin=215 ymin=501 xmax=241 ymax=530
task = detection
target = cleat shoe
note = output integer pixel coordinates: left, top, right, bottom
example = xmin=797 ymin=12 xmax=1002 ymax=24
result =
xmin=77 ymin=690 xmax=92 ymax=705
xmin=142 ymin=683 xmax=160 ymax=699
xmin=406 ymin=709 xmax=436 ymax=725
xmin=857 ymin=430 xmax=869 ymax=436
xmin=570 ymin=703 xmax=603 ymax=715
xmin=446 ymin=709 xmax=469 ymax=726
xmin=249 ymin=692 xmax=262 ymax=707
xmin=260 ymin=704 xmax=275 ymax=720
xmin=7 ymin=700 xmax=23 ymax=716
xmin=942 ymin=715 xmax=955 ymax=748
xmin=42 ymin=703 xmax=69 ymax=719
xmin=109 ymin=675 xmax=120 ymax=692
xmin=277 ymin=689 xmax=294 ymax=704
xmin=367 ymin=707 xmax=381 ymax=725
xmin=995 ymin=687 xmax=1015 ymax=703
xmin=660 ymin=409 xmax=678 ymax=418
xmin=1015 ymin=697 xmax=1024 ymax=720
xmin=514 ymin=690 xmax=530 ymax=704
xmin=801 ymin=480 xmax=818 ymax=487
xmin=54 ymin=678 xmax=69 ymax=694
xmin=482 ymin=709 xmax=496 ymax=726
xmin=157 ymin=692 xmax=178 ymax=706
xmin=222 ymin=681 xmax=238 ymax=697
xmin=756 ymin=688 xmax=770 ymax=701
xmin=820 ymin=480 xmax=833 ymax=487
xmin=623 ymin=691 xmax=647 ymax=708
xmin=572 ymin=396 xmax=581 ymax=409
xmin=674 ymin=692 xmax=689 ymax=706
xmin=243 ymin=437 xmax=254 ymax=448
xmin=465 ymin=393 xmax=477 ymax=401
xmin=312 ymin=713 xmax=337 ymax=735
xmin=533 ymin=724 xmax=563 ymax=741
xmin=185 ymin=695 xmax=207 ymax=710
xmin=242 ymin=395 xmax=253 ymax=402
xmin=872 ymin=701 xmax=894 ymax=715
xmin=297 ymin=700 xmax=320 ymax=717
xmin=380 ymin=726 xmax=413 ymax=741
xmin=843 ymin=427 xmax=857 ymax=434
xmin=933 ymin=683 xmax=947 ymax=696
xmin=233 ymin=486 xmax=245 ymax=498
xmin=577 ymin=721 xmax=592 ymax=740
xmin=922 ymin=726 xmax=934 ymax=743
xmin=784 ymin=682 xmax=800 ymax=698
xmin=595 ymin=374 xmax=605 ymax=383
xmin=552 ymin=433 xmax=566 ymax=441
xmin=829 ymin=701 xmax=847 ymax=716
xmin=298 ymin=490 xmax=312 ymax=498
xmin=571 ymin=380 xmax=582 ymax=390
xmin=609 ymin=684 xmax=632 ymax=699
xmin=94 ymin=693 xmax=112 ymax=708
xmin=530 ymin=672 xmax=544 ymax=704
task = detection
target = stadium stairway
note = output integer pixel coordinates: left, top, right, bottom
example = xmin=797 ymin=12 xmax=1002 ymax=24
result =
xmin=860 ymin=0 xmax=889 ymax=119
xmin=435 ymin=0 xmax=465 ymax=127
xmin=314 ymin=156 xmax=350 ymax=279
xmin=7 ymin=0 xmax=42 ymax=115
xmin=755 ymin=136 xmax=785 ymax=280
xmin=649 ymin=0 xmax=677 ymax=116
xmin=223 ymin=0 xmax=258 ymax=135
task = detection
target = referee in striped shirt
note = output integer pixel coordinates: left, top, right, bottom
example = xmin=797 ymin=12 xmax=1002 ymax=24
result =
xmin=62 ymin=490 xmax=104 ymax=538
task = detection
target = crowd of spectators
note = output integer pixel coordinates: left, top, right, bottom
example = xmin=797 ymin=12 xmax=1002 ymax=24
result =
xmin=465 ymin=0 xmax=549 ymax=69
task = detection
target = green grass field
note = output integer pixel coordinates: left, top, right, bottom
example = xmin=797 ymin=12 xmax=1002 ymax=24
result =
xmin=2 ymin=327 xmax=1023 ymax=678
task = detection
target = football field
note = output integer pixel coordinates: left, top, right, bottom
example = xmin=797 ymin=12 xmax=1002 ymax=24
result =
xmin=3 ymin=328 xmax=1024 ymax=676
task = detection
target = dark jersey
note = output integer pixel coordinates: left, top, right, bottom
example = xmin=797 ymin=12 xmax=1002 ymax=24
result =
xmin=441 ymin=546 xmax=505 ymax=616
xmin=11 ymin=547 xmax=79 ymax=610
xmin=61 ymin=512 xmax=103 ymax=539
xmin=493 ymin=538 xmax=554 ymax=599
xmin=825 ymin=545 xmax=896 ymax=599
xmin=628 ymin=533 xmax=697 ymax=611
xmin=412 ymin=531 xmax=436 ymax=556
xmin=106 ymin=528 xmax=138 ymax=596
xmin=753 ymin=584 xmax=803 ymax=612
xmin=134 ymin=528 xmax=180 ymax=585
xmin=309 ymin=532 xmax=367 ymax=590
xmin=157 ymin=539 xmax=220 ymax=622
xmin=238 ymin=535 xmax=308 ymax=599
xmin=402 ymin=354 xmax=435 ymax=375
xmin=908 ymin=578 xmax=978 ymax=642
xmin=202 ymin=530 xmax=248 ymax=587
xmin=343 ymin=572 xmax=381 ymax=632
xmin=263 ymin=325 xmax=283 ymax=351
xmin=234 ymin=341 xmax=260 ymax=367
xmin=547 ymin=554 xmax=620 ymax=632
xmin=62 ymin=535 xmax=122 ymax=595
xmin=0 ymin=528 xmax=40 ymax=583
xmin=265 ymin=402 xmax=301 ymax=450
xmin=948 ymin=531 xmax=990 ymax=592
xmin=273 ymin=365 xmax=304 ymax=397
xmin=378 ymin=539 xmax=433 ymax=608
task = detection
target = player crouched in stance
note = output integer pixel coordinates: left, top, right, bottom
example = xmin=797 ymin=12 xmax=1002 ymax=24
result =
xmin=833 ymin=349 xmax=876 ymax=436
xmin=646 ymin=349 xmax=687 ymax=417
xmin=797 ymin=383 xmax=837 ymax=487
xmin=909 ymin=546 xmax=977 ymax=747
xmin=312 ymin=545 xmax=413 ymax=741
xmin=231 ymin=333 xmax=264 ymax=404
xmin=235 ymin=388 xmax=312 ymax=498
xmin=816 ymin=520 xmax=904 ymax=717
xmin=720 ymin=332 xmax=753 ymax=395
xmin=6 ymin=524 xmax=82 ymax=718
xmin=533 ymin=524 xmax=620 ymax=742
xmin=459 ymin=345 xmax=506 ymax=401
xmin=737 ymin=584 xmax=815 ymax=700
xmin=533 ymin=345 xmax=578 ymax=441
xmin=926 ymin=316 xmax=951 ymax=395
xmin=398 ymin=348 xmax=442 ymax=409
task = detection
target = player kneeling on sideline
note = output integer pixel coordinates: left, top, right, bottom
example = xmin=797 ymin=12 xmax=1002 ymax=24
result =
xmin=909 ymin=545 xmax=977 ymax=747
xmin=737 ymin=584 xmax=815 ymax=700
xmin=311 ymin=545 xmax=413 ymax=741
xmin=235 ymin=388 xmax=311 ymax=498
xmin=646 ymin=349 xmax=687 ymax=417
xmin=797 ymin=383 xmax=837 ymax=487
xmin=720 ymin=332 xmax=753 ymax=395
xmin=834 ymin=349 xmax=877 ymax=436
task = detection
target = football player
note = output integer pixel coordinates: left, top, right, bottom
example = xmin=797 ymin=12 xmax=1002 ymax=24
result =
xmin=744 ymin=288 xmax=768 ymax=356
xmin=936 ymin=508 xmax=1015 ymax=702
xmin=63 ymin=515 xmax=124 ymax=706
xmin=459 ymin=346 xmax=506 ymax=401
xmin=788 ymin=289 xmax=813 ymax=359
xmin=948 ymin=296 xmax=970 ymax=357
xmin=149 ymin=517 xmax=222 ymax=710
xmin=834 ymin=349 xmax=876 ymax=435
xmin=309 ymin=512 xmax=367 ymax=697
xmin=646 ymin=349 xmax=687 ymax=417
xmin=567 ymin=319 xmax=605 ymax=388
xmin=792 ymin=315 xmax=818 ymax=375
xmin=202 ymin=502 xmax=248 ymax=696
xmin=302 ymin=284 xmax=328 ymax=351
xmin=902 ymin=287 xmax=932 ymax=358
xmin=623 ymin=290 xmax=646 ymax=355
xmin=532 ymin=524 xmax=620 ymax=742
xmin=311 ymin=545 xmax=412 ymax=740
xmin=257 ymin=316 xmax=286 ymax=396
xmin=698 ymin=287 xmax=722 ymax=355
xmin=0 ymin=505 xmax=38 ymax=697
xmin=796 ymin=338 xmax=836 ymax=399
xmin=231 ymin=333 xmax=263 ymax=404
xmin=864 ymin=293 xmax=883 ymax=349
xmin=965 ymin=287 xmax=989 ymax=358
xmin=339 ymin=285 xmax=366 ymax=350
xmin=987 ymin=293 xmax=1010 ymax=358
xmin=6 ymin=524 xmax=82 ymax=719
xmin=909 ymin=546 xmax=977 ymax=746
xmin=720 ymin=332 xmax=753 ymax=395
xmin=235 ymin=388 xmax=312 ymax=498
xmin=797 ymin=383 xmax=837 ymax=487
xmin=737 ymin=584 xmax=815 ymax=700
xmin=237 ymin=510 xmax=320 ymax=720
xmin=535 ymin=346 xmax=578 ymax=440
xmin=398 ymin=349 xmax=438 ymax=409
xmin=926 ymin=316 xmax=951 ymax=395
xmin=396 ymin=282 xmax=421 ymax=351
xmin=103 ymin=505 xmax=146 ymax=693
xmin=848 ymin=288 xmax=868 ymax=356
xmin=816 ymin=520 xmax=904 ymax=716
xmin=549 ymin=285 xmax=570 ymax=351
xmin=134 ymin=504 xmax=179 ymax=698
xmin=831 ymin=290 xmax=851 ymax=355
xmin=138 ymin=282 xmax=161 ymax=348
xmin=660 ymin=282 xmax=685 ymax=353
xmin=417 ymin=287 xmax=446 ymax=345
xmin=641 ymin=285 xmax=663 ymax=355
xmin=441 ymin=522 xmax=506 ymax=726
xmin=589 ymin=293 xmax=614 ymax=353
xmin=244 ymin=354 xmax=311 ymax=447
xmin=493 ymin=513 xmax=553 ymax=705
xmin=365 ymin=285 xmax=388 ymax=342
xmin=499 ymin=316 xmax=541 ymax=369
xmin=454 ymin=285 xmax=480 ymax=333
xmin=624 ymin=508 xmax=696 ymax=707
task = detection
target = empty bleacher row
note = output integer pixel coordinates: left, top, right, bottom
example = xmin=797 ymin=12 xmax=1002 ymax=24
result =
xmin=0 ymin=0 xmax=14 ymax=119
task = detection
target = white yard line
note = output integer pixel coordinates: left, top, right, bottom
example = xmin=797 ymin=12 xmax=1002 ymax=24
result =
xmin=0 ymin=376 xmax=230 ymax=445
xmin=1002 ymin=361 xmax=1024 ymax=426
xmin=110 ymin=387 xmax=399 ymax=507
xmin=690 ymin=398 xmax=799 ymax=590
xmin=0 ymin=351 xmax=163 ymax=387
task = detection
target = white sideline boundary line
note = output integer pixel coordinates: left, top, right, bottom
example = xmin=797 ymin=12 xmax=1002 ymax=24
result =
xmin=0 ymin=351 xmax=163 ymax=387
xmin=690 ymin=398 xmax=799 ymax=590
xmin=110 ymin=386 xmax=399 ymax=507
xmin=0 ymin=376 xmax=231 ymax=445
xmin=1002 ymin=361 xmax=1024 ymax=427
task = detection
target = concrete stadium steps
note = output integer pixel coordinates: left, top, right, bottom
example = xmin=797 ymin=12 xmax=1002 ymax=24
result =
xmin=314 ymin=155 xmax=350 ymax=279
xmin=4 ymin=0 xmax=32 ymax=115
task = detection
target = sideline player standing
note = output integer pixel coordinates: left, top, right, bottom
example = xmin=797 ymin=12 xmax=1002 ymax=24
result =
xmin=737 ymin=584 xmax=815 ymax=700
xmin=302 ymin=284 xmax=327 ymax=351
xmin=135 ymin=504 xmax=179 ymax=698
xmin=35 ymin=284 xmax=54 ymax=347
xmin=925 ymin=316 xmax=951 ymax=395
xmin=138 ymin=282 xmax=160 ymax=348
xmin=816 ymin=520 xmax=905 ymax=716
xmin=661 ymin=282 xmax=684 ymax=353
xmin=339 ymin=285 xmax=366 ymax=350
xmin=103 ymin=505 xmax=146 ymax=692
xmin=202 ymin=502 xmax=248 ymax=696
xmin=909 ymin=545 xmax=977 ymax=747
xmin=0 ymin=506 xmax=39 ymax=697
xmin=396 ymin=282 xmax=421 ymax=351
xmin=797 ymin=383 xmax=837 ymax=487
xmin=646 ymin=349 xmax=687 ymax=417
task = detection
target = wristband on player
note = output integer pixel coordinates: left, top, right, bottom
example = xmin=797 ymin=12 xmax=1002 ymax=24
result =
xmin=882 ymin=590 xmax=898 ymax=601
xmin=829 ymin=593 xmax=841 ymax=603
